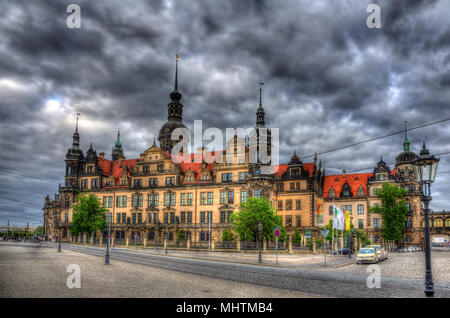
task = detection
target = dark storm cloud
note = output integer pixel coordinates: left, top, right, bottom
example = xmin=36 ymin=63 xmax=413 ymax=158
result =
xmin=0 ymin=0 xmax=449 ymax=226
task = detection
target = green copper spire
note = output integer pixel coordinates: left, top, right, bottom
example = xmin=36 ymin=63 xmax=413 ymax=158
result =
xmin=403 ymin=121 xmax=410 ymax=151
xmin=115 ymin=128 xmax=122 ymax=148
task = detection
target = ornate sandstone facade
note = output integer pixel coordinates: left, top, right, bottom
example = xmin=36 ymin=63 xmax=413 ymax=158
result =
xmin=43 ymin=58 xmax=447 ymax=246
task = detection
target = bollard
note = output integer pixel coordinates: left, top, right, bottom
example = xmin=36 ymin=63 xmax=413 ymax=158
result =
xmin=164 ymin=238 xmax=167 ymax=251
xmin=143 ymin=237 xmax=147 ymax=248
xmin=211 ymin=237 xmax=215 ymax=251
xmin=312 ymin=239 xmax=317 ymax=254
xmin=353 ymin=237 xmax=358 ymax=253
xmin=187 ymin=238 xmax=191 ymax=250
xmin=83 ymin=233 xmax=87 ymax=245
xmin=236 ymin=239 xmax=241 ymax=251
xmin=126 ymin=237 xmax=129 ymax=248
xmin=288 ymin=236 xmax=293 ymax=254
xmin=263 ymin=239 xmax=267 ymax=253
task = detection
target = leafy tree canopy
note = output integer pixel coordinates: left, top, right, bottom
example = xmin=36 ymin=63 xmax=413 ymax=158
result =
xmin=221 ymin=228 xmax=237 ymax=242
xmin=70 ymin=193 xmax=107 ymax=236
xmin=230 ymin=197 xmax=286 ymax=241
xmin=369 ymin=182 xmax=408 ymax=242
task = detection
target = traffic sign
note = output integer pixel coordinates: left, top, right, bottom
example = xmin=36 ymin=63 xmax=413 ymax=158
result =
xmin=273 ymin=227 xmax=280 ymax=237
xmin=320 ymin=228 xmax=329 ymax=239
xmin=305 ymin=230 xmax=311 ymax=238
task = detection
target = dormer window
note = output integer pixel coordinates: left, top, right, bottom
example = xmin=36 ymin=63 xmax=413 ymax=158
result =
xmin=291 ymin=169 xmax=299 ymax=177
xmin=87 ymin=166 xmax=93 ymax=173
xmin=357 ymin=186 xmax=364 ymax=196
xmin=185 ymin=174 xmax=194 ymax=182
xmin=201 ymin=172 xmax=210 ymax=181
xmin=329 ymin=187 xmax=335 ymax=198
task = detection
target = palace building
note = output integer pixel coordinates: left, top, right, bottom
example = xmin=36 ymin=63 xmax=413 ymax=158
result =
xmin=43 ymin=57 xmax=449 ymax=246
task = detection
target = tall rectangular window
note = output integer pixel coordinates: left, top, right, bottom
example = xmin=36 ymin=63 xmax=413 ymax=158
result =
xmin=137 ymin=213 xmax=142 ymax=224
xmin=181 ymin=212 xmax=186 ymax=224
xmin=220 ymin=192 xmax=227 ymax=204
xmin=170 ymin=193 xmax=176 ymax=206
xmin=116 ymin=214 xmax=121 ymax=224
xmin=241 ymin=191 xmax=247 ymax=204
xmin=200 ymin=192 xmax=206 ymax=205
xmin=122 ymin=196 xmax=127 ymax=207
xmin=228 ymin=191 xmax=234 ymax=204
xmin=132 ymin=213 xmax=137 ymax=224
xmin=138 ymin=194 xmax=143 ymax=207
xmin=117 ymin=196 xmax=122 ymax=208
xmin=286 ymin=200 xmax=292 ymax=210
xmin=285 ymin=215 xmax=292 ymax=227
xmin=227 ymin=211 xmax=232 ymax=223
xmin=108 ymin=196 xmax=113 ymax=208
xmin=164 ymin=194 xmax=170 ymax=206
xmin=222 ymin=173 xmax=232 ymax=182
xmin=122 ymin=213 xmax=126 ymax=224
xmin=187 ymin=212 xmax=192 ymax=224
xmin=147 ymin=213 xmax=152 ymax=224
xmin=103 ymin=197 xmax=108 ymax=208
xmin=164 ymin=213 xmax=168 ymax=224
xmin=254 ymin=189 xmax=261 ymax=198
xmin=358 ymin=204 xmax=364 ymax=215
xmin=295 ymin=215 xmax=301 ymax=226
xmin=187 ymin=193 xmax=193 ymax=205
xmin=374 ymin=218 xmax=380 ymax=228
xmin=181 ymin=193 xmax=186 ymax=206
xmin=296 ymin=200 xmax=302 ymax=210
xmin=207 ymin=192 xmax=213 ymax=205
xmin=200 ymin=212 xmax=206 ymax=224
xmin=170 ymin=212 xmax=175 ymax=224
xmin=239 ymin=172 xmax=243 ymax=181
xmin=358 ymin=219 xmax=364 ymax=229
xmin=220 ymin=211 xmax=226 ymax=223
xmin=278 ymin=200 xmax=283 ymax=210
xmin=153 ymin=212 xmax=158 ymax=224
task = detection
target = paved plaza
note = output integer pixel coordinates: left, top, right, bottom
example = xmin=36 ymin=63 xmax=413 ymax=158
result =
xmin=0 ymin=244 xmax=317 ymax=298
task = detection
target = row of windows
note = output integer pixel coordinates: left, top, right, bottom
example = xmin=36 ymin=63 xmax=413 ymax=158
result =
xmin=113 ymin=211 xmax=234 ymax=224
xmin=221 ymin=172 xmax=249 ymax=182
xmin=102 ymin=190 xmax=256 ymax=208
xmin=278 ymin=200 xmax=302 ymax=211
xmin=277 ymin=182 xmax=302 ymax=192
xmin=328 ymin=205 xmax=365 ymax=215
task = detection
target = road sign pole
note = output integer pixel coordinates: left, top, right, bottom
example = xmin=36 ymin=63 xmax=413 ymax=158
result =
xmin=276 ymin=236 xmax=278 ymax=265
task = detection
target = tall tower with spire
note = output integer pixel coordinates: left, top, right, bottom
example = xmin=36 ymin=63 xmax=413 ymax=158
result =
xmin=112 ymin=128 xmax=124 ymax=161
xmin=65 ymin=113 xmax=84 ymax=187
xmin=158 ymin=53 xmax=188 ymax=153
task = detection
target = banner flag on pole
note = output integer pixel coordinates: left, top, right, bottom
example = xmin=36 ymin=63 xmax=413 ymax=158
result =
xmin=332 ymin=205 xmax=345 ymax=230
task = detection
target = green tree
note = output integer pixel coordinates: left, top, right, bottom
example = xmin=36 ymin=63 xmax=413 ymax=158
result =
xmin=221 ymin=228 xmax=236 ymax=242
xmin=33 ymin=225 xmax=44 ymax=236
xmin=292 ymin=229 xmax=302 ymax=244
xmin=70 ymin=193 xmax=107 ymax=236
xmin=230 ymin=197 xmax=286 ymax=242
xmin=369 ymin=182 xmax=408 ymax=243
xmin=177 ymin=230 xmax=185 ymax=241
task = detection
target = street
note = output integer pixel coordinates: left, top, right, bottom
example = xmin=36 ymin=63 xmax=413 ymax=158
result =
xmin=1 ymin=243 xmax=449 ymax=298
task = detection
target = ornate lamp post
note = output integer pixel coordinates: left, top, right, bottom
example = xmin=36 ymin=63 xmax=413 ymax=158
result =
xmin=414 ymin=142 xmax=439 ymax=298
xmin=58 ymin=221 xmax=62 ymax=252
xmin=105 ymin=212 xmax=112 ymax=265
xmin=258 ymin=222 xmax=263 ymax=264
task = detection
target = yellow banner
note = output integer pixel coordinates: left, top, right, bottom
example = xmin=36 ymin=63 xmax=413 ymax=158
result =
xmin=345 ymin=211 xmax=351 ymax=231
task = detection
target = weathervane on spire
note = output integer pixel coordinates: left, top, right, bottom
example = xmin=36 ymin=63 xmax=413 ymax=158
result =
xmin=75 ymin=112 xmax=80 ymax=132
xmin=258 ymin=80 xmax=264 ymax=107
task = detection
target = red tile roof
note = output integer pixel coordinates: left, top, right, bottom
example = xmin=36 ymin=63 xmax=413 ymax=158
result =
xmin=274 ymin=163 xmax=315 ymax=178
xmin=97 ymin=158 xmax=138 ymax=182
xmin=323 ymin=173 xmax=373 ymax=198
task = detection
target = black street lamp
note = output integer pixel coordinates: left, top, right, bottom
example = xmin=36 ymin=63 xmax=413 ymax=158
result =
xmin=258 ymin=222 xmax=263 ymax=264
xmin=58 ymin=221 xmax=62 ymax=252
xmin=105 ymin=212 xmax=111 ymax=265
xmin=414 ymin=142 xmax=439 ymax=298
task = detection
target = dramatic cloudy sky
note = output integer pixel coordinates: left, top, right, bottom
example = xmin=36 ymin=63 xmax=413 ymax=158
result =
xmin=1 ymin=0 xmax=449 ymax=227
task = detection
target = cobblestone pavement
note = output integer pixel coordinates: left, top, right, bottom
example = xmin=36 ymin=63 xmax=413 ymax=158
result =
xmin=0 ymin=244 xmax=318 ymax=298
xmin=333 ymin=250 xmax=450 ymax=282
